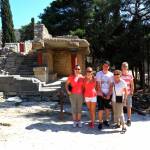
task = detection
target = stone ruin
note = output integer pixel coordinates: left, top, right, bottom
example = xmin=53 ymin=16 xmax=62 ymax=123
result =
xmin=0 ymin=23 xmax=90 ymax=110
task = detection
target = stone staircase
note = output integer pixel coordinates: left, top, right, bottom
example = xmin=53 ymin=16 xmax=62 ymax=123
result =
xmin=18 ymin=53 xmax=38 ymax=76
xmin=0 ymin=48 xmax=68 ymax=101
xmin=0 ymin=48 xmax=38 ymax=76
xmin=0 ymin=75 xmax=67 ymax=101
xmin=4 ymin=53 xmax=23 ymax=75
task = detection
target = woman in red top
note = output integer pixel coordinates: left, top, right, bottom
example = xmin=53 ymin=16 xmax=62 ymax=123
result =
xmin=83 ymin=67 xmax=97 ymax=128
xmin=65 ymin=65 xmax=84 ymax=128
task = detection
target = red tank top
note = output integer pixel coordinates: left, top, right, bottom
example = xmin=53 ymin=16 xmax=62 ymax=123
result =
xmin=83 ymin=78 xmax=97 ymax=97
xmin=67 ymin=74 xmax=84 ymax=95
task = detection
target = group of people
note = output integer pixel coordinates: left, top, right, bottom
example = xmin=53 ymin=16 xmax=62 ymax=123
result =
xmin=65 ymin=61 xmax=134 ymax=133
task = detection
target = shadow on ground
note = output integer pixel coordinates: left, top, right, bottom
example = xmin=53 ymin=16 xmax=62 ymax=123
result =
xmin=24 ymin=108 xmax=150 ymax=135
xmin=25 ymin=121 xmax=121 ymax=135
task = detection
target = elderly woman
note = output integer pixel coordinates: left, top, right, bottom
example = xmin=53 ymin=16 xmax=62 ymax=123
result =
xmin=65 ymin=65 xmax=84 ymax=128
xmin=112 ymin=70 xmax=128 ymax=133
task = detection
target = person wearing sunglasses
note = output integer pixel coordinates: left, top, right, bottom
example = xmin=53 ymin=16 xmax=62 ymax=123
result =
xmin=112 ymin=70 xmax=128 ymax=133
xmin=121 ymin=62 xmax=134 ymax=126
xmin=83 ymin=67 xmax=97 ymax=128
xmin=96 ymin=60 xmax=113 ymax=130
xmin=65 ymin=65 xmax=84 ymax=128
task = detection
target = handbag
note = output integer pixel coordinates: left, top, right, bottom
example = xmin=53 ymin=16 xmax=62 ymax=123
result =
xmin=68 ymin=83 xmax=72 ymax=92
xmin=113 ymin=83 xmax=123 ymax=103
xmin=116 ymin=96 xmax=123 ymax=103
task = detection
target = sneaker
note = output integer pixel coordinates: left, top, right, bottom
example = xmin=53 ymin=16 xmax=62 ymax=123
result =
xmin=98 ymin=123 xmax=103 ymax=130
xmin=126 ymin=119 xmax=131 ymax=126
xmin=89 ymin=122 xmax=92 ymax=127
xmin=77 ymin=121 xmax=82 ymax=128
xmin=103 ymin=120 xmax=109 ymax=127
xmin=89 ymin=122 xmax=95 ymax=128
xmin=120 ymin=127 xmax=127 ymax=134
xmin=73 ymin=121 xmax=77 ymax=128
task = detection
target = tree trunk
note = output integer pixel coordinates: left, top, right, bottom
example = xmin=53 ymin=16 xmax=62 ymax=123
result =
xmin=139 ymin=61 xmax=145 ymax=89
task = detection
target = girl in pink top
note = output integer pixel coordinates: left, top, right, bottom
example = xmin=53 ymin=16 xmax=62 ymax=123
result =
xmin=121 ymin=62 xmax=134 ymax=126
xmin=83 ymin=67 xmax=97 ymax=128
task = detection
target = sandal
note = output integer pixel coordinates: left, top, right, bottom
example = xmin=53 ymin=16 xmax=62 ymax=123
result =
xmin=112 ymin=124 xmax=120 ymax=129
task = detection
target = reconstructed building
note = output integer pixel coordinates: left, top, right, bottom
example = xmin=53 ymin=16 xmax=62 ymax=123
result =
xmin=32 ymin=24 xmax=90 ymax=82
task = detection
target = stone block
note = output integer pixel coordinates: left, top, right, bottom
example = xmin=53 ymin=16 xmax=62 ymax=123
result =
xmin=33 ymin=67 xmax=49 ymax=82
xmin=49 ymin=73 xmax=57 ymax=81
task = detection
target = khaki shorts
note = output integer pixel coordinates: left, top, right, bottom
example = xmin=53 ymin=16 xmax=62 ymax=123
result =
xmin=69 ymin=94 xmax=83 ymax=114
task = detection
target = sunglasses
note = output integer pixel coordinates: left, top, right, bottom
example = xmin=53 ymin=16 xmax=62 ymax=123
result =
xmin=75 ymin=68 xmax=80 ymax=70
xmin=86 ymin=70 xmax=92 ymax=73
xmin=114 ymin=73 xmax=120 ymax=76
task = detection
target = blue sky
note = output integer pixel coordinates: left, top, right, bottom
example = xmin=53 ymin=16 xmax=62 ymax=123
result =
xmin=1 ymin=0 xmax=54 ymax=29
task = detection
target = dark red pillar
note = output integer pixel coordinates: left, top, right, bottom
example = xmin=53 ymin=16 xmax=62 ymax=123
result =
xmin=71 ymin=53 xmax=77 ymax=73
xmin=19 ymin=42 xmax=24 ymax=53
xmin=38 ymin=51 xmax=42 ymax=66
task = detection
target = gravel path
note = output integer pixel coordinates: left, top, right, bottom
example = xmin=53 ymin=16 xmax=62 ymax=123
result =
xmin=0 ymin=100 xmax=149 ymax=150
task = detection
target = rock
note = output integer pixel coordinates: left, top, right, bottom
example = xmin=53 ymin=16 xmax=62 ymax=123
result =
xmin=132 ymin=90 xmax=150 ymax=115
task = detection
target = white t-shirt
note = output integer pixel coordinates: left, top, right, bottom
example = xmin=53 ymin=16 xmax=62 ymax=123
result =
xmin=96 ymin=71 xmax=113 ymax=95
xmin=112 ymin=79 xmax=127 ymax=102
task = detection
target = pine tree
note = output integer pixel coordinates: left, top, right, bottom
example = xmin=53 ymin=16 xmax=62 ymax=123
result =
xmin=39 ymin=0 xmax=94 ymax=36
xmin=1 ymin=0 xmax=16 ymax=47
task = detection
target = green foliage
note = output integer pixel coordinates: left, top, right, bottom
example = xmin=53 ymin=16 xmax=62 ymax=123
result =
xmin=1 ymin=0 xmax=16 ymax=47
xmin=19 ymin=18 xmax=34 ymax=41
xmin=39 ymin=0 xmax=94 ymax=36
xmin=87 ymin=0 xmax=123 ymax=61
xmin=70 ymin=28 xmax=85 ymax=38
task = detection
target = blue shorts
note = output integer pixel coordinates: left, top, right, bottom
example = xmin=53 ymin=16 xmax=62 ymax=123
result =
xmin=127 ymin=95 xmax=132 ymax=108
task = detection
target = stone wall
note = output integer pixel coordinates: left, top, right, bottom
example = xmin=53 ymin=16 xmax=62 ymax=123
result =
xmin=4 ymin=41 xmax=33 ymax=55
xmin=0 ymin=75 xmax=68 ymax=103
xmin=42 ymin=51 xmax=54 ymax=73
xmin=53 ymin=50 xmax=71 ymax=76
xmin=0 ymin=76 xmax=38 ymax=97
xmin=4 ymin=43 xmax=20 ymax=53
xmin=77 ymin=49 xmax=86 ymax=75
xmin=24 ymin=41 xmax=33 ymax=54
xmin=34 ymin=24 xmax=52 ymax=41
xmin=33 ymin=67 xmax=49 ymax=83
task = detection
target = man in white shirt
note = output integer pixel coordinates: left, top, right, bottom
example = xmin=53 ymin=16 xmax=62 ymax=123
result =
xmin=96 ymin=60 xmax=113 ymax=130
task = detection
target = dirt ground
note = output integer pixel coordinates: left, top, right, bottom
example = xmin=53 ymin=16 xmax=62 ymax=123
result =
xmin=0 ymin=99 xmax=150 ymax=150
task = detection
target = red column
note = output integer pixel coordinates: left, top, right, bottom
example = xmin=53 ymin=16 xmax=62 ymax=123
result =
xmin=38 ymin=51 xmax=42 ymax=66
xmin=71 ymin=53 xmax=77 ymax=73
xmin=19 ymin=42 xmax=24 ymax=53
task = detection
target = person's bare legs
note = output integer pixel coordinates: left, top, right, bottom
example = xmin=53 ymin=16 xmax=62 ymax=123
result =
xmin=105 ymin=108 xmax=110 ymax=121
xmin=98 ymin=110 xmax=103 ymax=129
xmin=86 ymin=102 xmax=96 ymax=126
xmin=98 ymin=110 xmax=103 ymax=122
xmin=91 ymin=102 xmax=96 ymax=124
xmin=77 ymin=113 xmax=81 ymax=121
xmin=86 ymin=102 xmax=91 ymax=119
xmin=126 ymin=106 xmax=132 ymax=126
xmin=127 ymin=106 xmax=131 ymax=120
